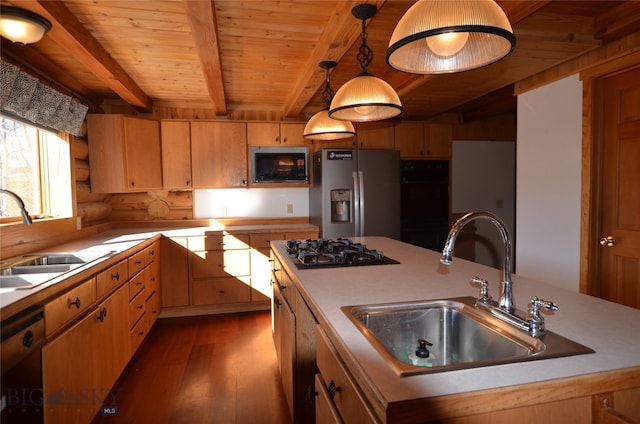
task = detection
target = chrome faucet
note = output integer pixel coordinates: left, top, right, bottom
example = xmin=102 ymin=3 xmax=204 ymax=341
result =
xmin=0 ymin=189 xmax=33 ymax=225
xmin=441 ymin=211 xmax=514 ymax=313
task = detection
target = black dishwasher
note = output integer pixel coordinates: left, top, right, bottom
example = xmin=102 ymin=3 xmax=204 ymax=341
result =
xmin=400 ymin=160 xmax=450 ymax=251
xmin=1 ymin=306 xmax=45 ymax=423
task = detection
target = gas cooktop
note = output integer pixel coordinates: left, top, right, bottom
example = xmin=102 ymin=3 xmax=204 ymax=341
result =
xmin=286 ymin=238 xmax=399 ymax=269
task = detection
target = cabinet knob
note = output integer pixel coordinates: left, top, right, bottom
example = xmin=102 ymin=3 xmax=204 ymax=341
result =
xmin=327 ymin=380 xmax=340 ymax=399
xmin=69 ymin=296 xmax=81 ymax=309
xmin=599 ymin=236 xmax=616 ymax=247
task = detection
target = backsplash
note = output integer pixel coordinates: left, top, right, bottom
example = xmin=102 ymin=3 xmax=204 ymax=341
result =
xmin=193 ymin=188 xmax=309 ymax=218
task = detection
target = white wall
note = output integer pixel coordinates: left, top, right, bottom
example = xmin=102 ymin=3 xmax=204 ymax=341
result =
xmin=516 ymin=74 xmax=582 ymax=291
xmin=452 ymin=140 xmax=516 ymax=269
xmin=193 ymin=188 xmax=309 ymax=218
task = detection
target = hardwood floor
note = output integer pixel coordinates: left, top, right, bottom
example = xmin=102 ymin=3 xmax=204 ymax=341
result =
xmin=92 ymin=311 xmax=292 ymax=424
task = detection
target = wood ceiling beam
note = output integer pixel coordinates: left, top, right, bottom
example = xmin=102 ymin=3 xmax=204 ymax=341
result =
xmin=23 ymin=0 xmax=152 ymax=111
xmin=283 ymin=0 xmax=387 ymax=118
xmin=595 ymin=2 xmax=640 ymax=42
xmin=183 ymin=0 xmax=227 ymax=115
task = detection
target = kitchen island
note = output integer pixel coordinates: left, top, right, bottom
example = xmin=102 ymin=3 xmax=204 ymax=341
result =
xmin=271 ymin=237 xmax=640 ymax=423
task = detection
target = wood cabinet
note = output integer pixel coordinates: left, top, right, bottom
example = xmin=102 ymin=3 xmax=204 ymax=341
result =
xmin=160 ymin=237 xmax=189 ymax=308
xmin=86 ymin=114 xmax=162 ymax=193
xmin=44 ymin=277 xmax=96 ymax=337
xmin=271 ymin=250 xmax=320 ymax=424
xmin=247 ymin=122 xmax=307 ymax=145
xmin=316 ymin=328 xmax=377 ymax=424
xmin=189 ymin=233 xmax=252 ymax=306
xmin=356 ymin=121 xmax=395 ymax=150
xmin=161 ymin=120 xmax=192 ymax=189
xmin=42 ymin=283 xmax=130 ymax=424
xmin=395 ymin=121 xmax=452 ymax=159
xmin=190 ymin=121 xmax=247 ymax=188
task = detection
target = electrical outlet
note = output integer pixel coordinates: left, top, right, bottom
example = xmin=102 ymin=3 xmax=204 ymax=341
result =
xmin=76 ymin=217 xmax=82 ymax=230
xmin=287 ymin=203 xmax=294 ymax=214
xmin=221 ymin=206 xmax=227 ymax=217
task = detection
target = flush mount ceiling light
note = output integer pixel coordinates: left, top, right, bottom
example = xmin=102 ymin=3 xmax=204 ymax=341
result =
xmin=304 ymin=61 xmax=356 ymax=140
xmin=386 ymin=0 xmax=515 ymax=74
xmin=329 ymin=4 xmax=402 ymax=122
xmin=0 ymin=6 xmax=51 ymax=46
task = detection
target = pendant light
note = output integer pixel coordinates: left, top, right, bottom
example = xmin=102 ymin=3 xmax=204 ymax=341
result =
xmin=304 ymin=61 xmax=356 ymax=140
xmin=329 ymin=4 xmax=402 ymax=122
xmin=386 ymin=0 xmax=515 ymax=74
xmin=0 ymin=6 xmax=51 ymax=46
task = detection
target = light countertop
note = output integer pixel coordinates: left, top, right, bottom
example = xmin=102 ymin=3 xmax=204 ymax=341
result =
xmin=271 ymin=237 xmax=640 ymax=405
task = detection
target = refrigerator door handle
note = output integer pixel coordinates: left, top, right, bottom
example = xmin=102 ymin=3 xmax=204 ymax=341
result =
xmin=355 ymin=171 xmax=365 ymax=237
xmin=352 ymin=171 xmax=360 ymax=236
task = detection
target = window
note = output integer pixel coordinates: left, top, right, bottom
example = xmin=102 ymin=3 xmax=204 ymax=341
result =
xmin=0 ymin=116 xmax=72 ymax=223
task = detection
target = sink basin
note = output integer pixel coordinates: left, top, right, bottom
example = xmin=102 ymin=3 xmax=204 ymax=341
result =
xmin=0 ymin=251 xmax=114 ymax=289
xmin=342 ymin=297 xmax=594 ymax=376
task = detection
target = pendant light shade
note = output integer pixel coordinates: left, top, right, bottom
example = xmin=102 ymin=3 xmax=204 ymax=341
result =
xmin=329 ymin=4 xmax=402 ymax=122
xmin=386 ymin=0 xmax=515 ymax=74
xmin=304 ymin=61 xmax=356 ymax=140
xmin=0 ymin=6 xmax=51 ymax=46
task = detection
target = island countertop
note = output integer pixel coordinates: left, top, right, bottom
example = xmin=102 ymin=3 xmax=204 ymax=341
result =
xmin=271 ymin=237 xmax=640 ymax=420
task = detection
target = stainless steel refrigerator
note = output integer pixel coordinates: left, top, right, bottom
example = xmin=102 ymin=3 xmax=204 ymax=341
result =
xmin=309 ymin=149 xmax=400 ymax=239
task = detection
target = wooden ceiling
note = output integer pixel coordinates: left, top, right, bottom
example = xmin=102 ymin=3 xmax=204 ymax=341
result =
xmin=2 ymin=1 xmax=639 ymax=122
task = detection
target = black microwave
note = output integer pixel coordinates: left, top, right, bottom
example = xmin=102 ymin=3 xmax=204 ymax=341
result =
xmin=251 ymin=146 xmax=309 ymax=183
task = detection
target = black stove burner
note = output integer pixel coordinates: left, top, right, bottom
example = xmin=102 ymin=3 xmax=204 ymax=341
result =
xmin=287 ymin=238 xmax=399 ymax=269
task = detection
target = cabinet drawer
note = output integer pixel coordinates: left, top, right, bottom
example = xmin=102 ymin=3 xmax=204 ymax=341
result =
xmin=128 ymin=268 xmax=147 ymax=300
xmin=45 ymin=277 xmax=97 ymax=337
xmin=144 ymin=243 xmax=158 ymax=265
xmin=191 ymin=277 xmax=251 ymax=306
xmin=129 ymin=290 xmax=146 ymax=328
xmin=128 ymin=250 xmax=146 ymax=276
xmin=191 ymin=249 xmax=251 ymax=279
xmin=96 ymin=259 xmax=128 ymax=298
xmin=316 ymin=328 xmax=376 ymax=424
xmin=250 ymin=233 xmax=286 ymax=250
xmin=189 ymin=234 xmax=250 ymax=251
xmin=316 ymin=373 xmax=344 ymax=424
xmin=130 ymin=313 xmax=149 ymax=353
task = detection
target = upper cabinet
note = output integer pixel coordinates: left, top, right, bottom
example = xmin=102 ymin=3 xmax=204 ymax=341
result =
xmin=190 ymin=121 xmax=248 ymax=188
xmin=395 ymin=121 xmax=452 ymax=160
xmin=161 ymin=120 xmax=192 ymax=190
xmin=356 ymin=121 xmax=395 ymax=150
xmin=87 ymin=114 xmax=162 ymax=193
xmin=247 ymin=122 xmax=307 ymax=146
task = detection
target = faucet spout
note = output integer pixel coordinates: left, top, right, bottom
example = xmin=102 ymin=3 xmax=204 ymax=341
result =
xmin=441 ymin=211 xmax=514 ymax=313
xmin=0 ymin=189 xmax=33 ymax=225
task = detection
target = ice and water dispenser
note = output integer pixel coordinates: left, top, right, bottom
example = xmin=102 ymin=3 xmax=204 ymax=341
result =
xmin=331 ymin=189 xmax=351 ymax=222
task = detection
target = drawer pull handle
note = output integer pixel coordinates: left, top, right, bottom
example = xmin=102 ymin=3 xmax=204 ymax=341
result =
xmin=149 ymin=250 xmax=155 ymax=256
xmin=69 ymin=297 xmax=81 ymax=309
xmin=136 ymin=281 xmax=143 ymax=286
xmin=97 ymin=307 xmax=107 ymax=322
xmin=327 ymin=380 xmax=340 ymax=399
xmin=112 ymin=272 xmax=120 ymax=281
xmin=274 ymin=298 xmax=281 ymax=309
xmin=137 ymin=305 xmax=144 ymax=310
xmin=135 ymin=260 xmax=142 ymax=265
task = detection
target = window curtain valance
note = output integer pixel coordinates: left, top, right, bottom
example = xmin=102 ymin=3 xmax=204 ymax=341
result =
xmin=1 ymin=60 xmax=88 ymax=136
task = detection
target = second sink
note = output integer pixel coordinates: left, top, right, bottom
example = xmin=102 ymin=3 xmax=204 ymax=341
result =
xmin=342 ymin=297 xmax=594 ymax=376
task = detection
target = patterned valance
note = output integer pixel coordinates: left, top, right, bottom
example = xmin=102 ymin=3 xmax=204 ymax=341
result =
xmin=1 ymin=60 xmax=88 ymax=136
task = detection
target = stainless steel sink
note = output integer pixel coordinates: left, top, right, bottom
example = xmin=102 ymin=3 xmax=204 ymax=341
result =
xmin=342 ymin=297 xmax=594 ymax=376
xmin=0 ymin=251 xmax=114 ymax=289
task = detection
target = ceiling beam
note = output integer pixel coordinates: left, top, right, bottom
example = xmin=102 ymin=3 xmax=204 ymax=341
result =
xmin=595 ymin=1 xmax=640 ymax=41
xmin=22 ymin=0 xmax=153 ymax=111
xmin=183 ymin=0 xmax=227 ymax=115
xmin=283 ymin=0 xmax=387 ymax=118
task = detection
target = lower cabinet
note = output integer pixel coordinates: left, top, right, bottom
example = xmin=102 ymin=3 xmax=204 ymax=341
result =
xmin=271 ymin=250 xmax=319 ymax=424
xmin=42 ymin=284 xmax=130 ymax=423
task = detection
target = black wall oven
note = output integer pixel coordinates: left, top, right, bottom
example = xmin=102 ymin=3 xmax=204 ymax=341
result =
xmin=400 ymin=160 xmax=450 ymax=251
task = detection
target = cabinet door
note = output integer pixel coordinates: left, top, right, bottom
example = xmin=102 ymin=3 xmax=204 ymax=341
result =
xmin=123 ymin=116 xmax=163 ymax=190
xmin=191 ymin=121 xmax=248 ymax=187
xmin=356 ymin=121 xmax=395 ymax=149
xmin=424 ymin=123 xmax=452 ymax=159
xmin=161 ymin=120 xmax=192 ymax=189
xmin=273 ymin=284 xmax=295 ymax=423
xmin=394 ymin=121 xmax=425 ymax=158
xmin=191 ymin=249 xmax=251 ymax=278
xmin=43 ymin=311 xmax=98 ymax=423
xmin=160 ymin=237 xmax=190 ymax=307
xmin=247 ymin=122 xmax=281 ymax=145
xmin=280 ymin=122 xmax=306 ymax=145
